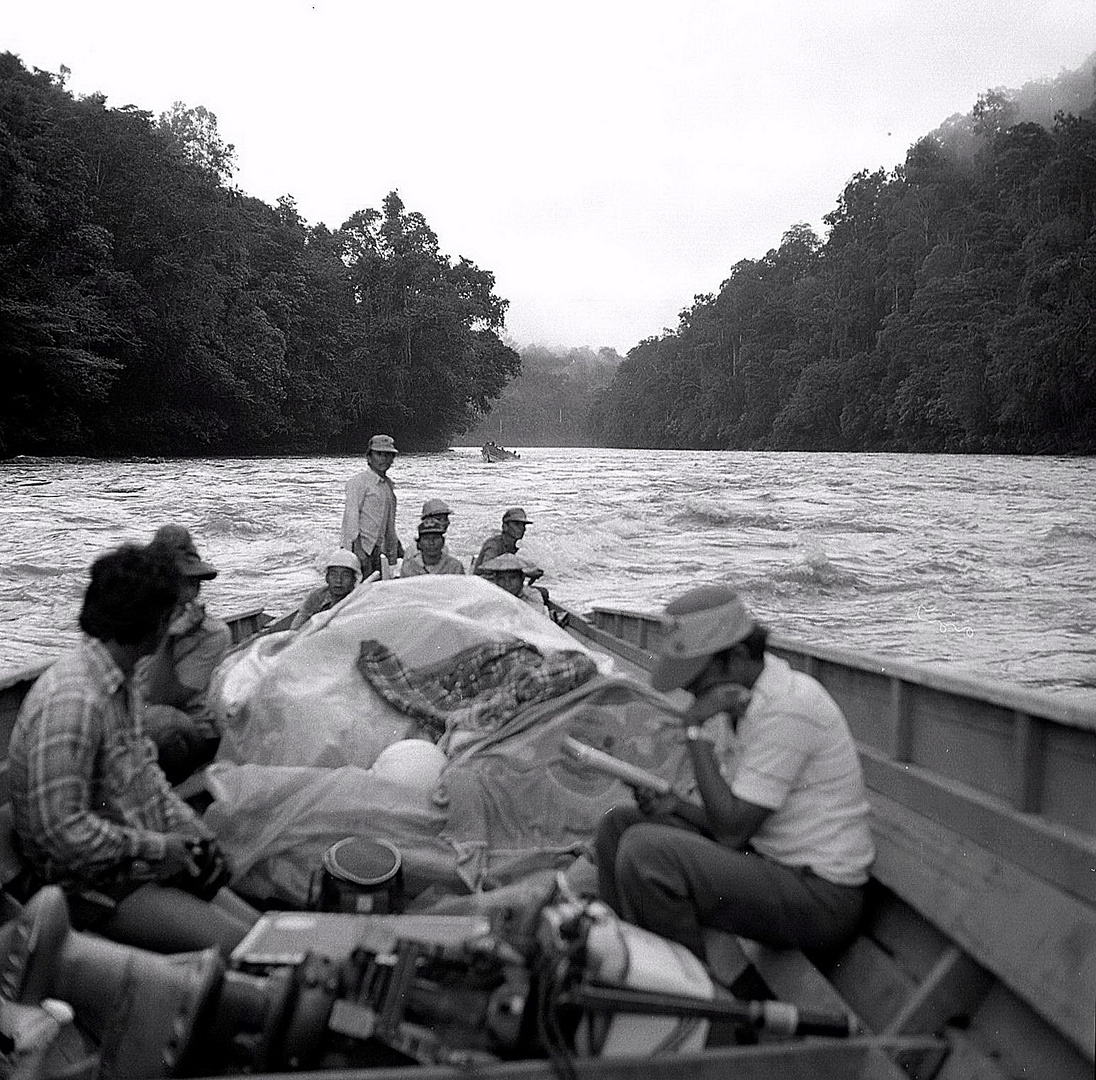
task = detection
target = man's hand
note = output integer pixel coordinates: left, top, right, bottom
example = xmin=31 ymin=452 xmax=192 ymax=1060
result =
xmin=166 ymin=600 xmax=204 ymax=638
xmin=686 ymin=683 xmax=751 ymax=726
xmin=633 ymin=785 xmax=680 ymax=818
xmin=160 ymin=834 xmax=202 ymax=879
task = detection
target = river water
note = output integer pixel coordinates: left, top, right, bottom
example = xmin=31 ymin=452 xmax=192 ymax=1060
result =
xmin=1 ymin=448 xmax=1094 ymax=705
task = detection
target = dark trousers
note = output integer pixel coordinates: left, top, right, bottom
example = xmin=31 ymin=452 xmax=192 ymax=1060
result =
xmin=352 ymin=539 xmax=383 ymax=577
xmin=595 ymin=805 xmax=864 ymax=961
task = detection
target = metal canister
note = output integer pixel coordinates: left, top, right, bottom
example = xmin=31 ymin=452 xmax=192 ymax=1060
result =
xmin=313 ymin=837 xmax=404 ymax=915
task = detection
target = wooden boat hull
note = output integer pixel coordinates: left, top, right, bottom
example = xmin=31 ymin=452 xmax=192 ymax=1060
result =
xmin=0 ymin=598 xmax=1092 ymax=1078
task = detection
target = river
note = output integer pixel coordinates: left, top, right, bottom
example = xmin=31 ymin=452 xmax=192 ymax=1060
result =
xmin=1 ymin=448 xmax=1094 ymax=705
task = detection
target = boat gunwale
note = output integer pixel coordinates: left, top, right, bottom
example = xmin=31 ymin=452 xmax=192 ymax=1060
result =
xmin=586 ymin=604 xmax=1096 ymax=733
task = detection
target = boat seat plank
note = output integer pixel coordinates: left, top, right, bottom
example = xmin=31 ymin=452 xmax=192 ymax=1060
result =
xmin=735 ymin=937 xmax=860 ymax=1027
xmin=869 ymin=788 xmax=1096 ymax=1060
xmin=823 ymin=933 xmax=917 ymax=1037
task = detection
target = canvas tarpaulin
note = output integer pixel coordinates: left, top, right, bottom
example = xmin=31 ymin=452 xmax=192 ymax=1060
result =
xmin=204 ymin=576 xmax=693 ymax=905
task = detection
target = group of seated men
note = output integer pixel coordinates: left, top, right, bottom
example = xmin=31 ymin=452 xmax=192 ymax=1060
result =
xmin=293 ymin=500 xmax=549 ymax=630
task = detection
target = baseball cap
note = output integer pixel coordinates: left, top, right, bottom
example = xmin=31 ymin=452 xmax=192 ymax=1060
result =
xmin=502 ymin=507 xmax=532 ymax=524
xmin=149 ymin=525 xmax=218 ymax=580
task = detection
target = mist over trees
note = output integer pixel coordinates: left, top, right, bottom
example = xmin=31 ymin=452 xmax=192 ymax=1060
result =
xmin=463 ymin=345 xmax=621 ymax=446
xmin=589 ymin=55 xmax=1096 ymax=454
xmin=0 ymin=53 xmax=518 ymax=457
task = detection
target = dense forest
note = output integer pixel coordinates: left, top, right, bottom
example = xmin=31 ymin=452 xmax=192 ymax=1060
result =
xmin=0 ymin=53 xmax=519 ymax=457
xmin=588 ymin=56 xmax=1096 ymax=453
xmin=4 ymin=52 xmax=1095 ymax=458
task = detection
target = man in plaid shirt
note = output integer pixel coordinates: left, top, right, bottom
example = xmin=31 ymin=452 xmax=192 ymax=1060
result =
xmin=8 ymin=543 xmax=256 ymax=955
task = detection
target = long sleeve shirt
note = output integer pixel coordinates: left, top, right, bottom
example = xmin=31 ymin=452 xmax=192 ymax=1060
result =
xmin=399 ymin=550 xmax=466 ymax=577
xmin=472 ymin=531 xmax=518 ymax=571
xmin=8 ymin=636 xmax=209 ymax=887
xmin=290 ymin=584 xmax=343 ymax=630
xmin=140 ymin=610 xmax=231 ymax=714
xmin=342 ymin=467 xmax=399 ymax=561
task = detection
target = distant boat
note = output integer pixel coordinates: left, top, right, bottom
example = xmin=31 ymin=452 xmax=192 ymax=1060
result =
xmin=481 ymin=441 xmax=520 ymax=462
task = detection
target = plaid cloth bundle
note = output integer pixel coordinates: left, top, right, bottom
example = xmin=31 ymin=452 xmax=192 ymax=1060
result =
xmin=356 ymin=637 xmax=598 ymax=742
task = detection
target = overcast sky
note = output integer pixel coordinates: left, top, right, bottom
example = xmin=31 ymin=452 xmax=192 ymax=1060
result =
xmin=6 ymin=2 xmax=1096 ymax=353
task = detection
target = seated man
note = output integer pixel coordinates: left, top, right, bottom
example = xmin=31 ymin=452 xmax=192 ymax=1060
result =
xmin=139 ymin=525 xmax=231 ymax=785
xmin=472 ymin=507 xmax=542 ymax=583
xmin=595 ymin=586 xmax=874 ymax=988
xmin=400 ymin=518 xmax=466 ymax=577
xmin=291 ymin=549 xmax=363 ymax=629
xmin=475 ymin=553 xmax=547 ymax=612
xmin=8 ymin=542 xmax=259 ymax=956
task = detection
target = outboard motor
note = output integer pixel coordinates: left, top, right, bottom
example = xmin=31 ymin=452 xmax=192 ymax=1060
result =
xmin=0 ymin=887 xmax=223 ymax=1079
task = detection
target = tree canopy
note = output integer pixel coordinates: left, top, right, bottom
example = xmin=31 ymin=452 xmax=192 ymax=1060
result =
xmin=0 ymin=54 xmax=518 ymax=457
xmin=587 ymin=56 xmax=1096 ymax=454
xmin=4 ymin=49 xmax=1095 ymax=458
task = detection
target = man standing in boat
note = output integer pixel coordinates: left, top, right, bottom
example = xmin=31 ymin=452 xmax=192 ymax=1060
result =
xmin=594 ymin=585 xmax=874 ymax=987
xmin=8 ymin=543 xmax=258 ymax=956
xmin=472 ymin=507 xmax=542 ymax=581
xmin=342 ymin=433 xmax=402 ymax=577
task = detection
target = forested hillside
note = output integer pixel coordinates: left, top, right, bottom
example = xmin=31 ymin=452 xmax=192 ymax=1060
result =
xmin=589 ymin=57 xmax=1096 ymax=454
xmin=5 ymin=50 xmax=1094 ymax=458
xmin=462 ymin=345 xmax=621 ymax=446
xmin=0 ymin=54 xmax=518 ymax=457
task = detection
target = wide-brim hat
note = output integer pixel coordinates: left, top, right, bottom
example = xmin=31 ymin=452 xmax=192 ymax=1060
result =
xmin=651 ymin=585 xmax=754 ymax=691
xmin=417 ymin=518 xmax=447 ymax=535
xmin=150 ymin=525 xmax=218 ymax=580
xmin=367 ymin=434 xmax=399 ymax=454
xmin=502 ymin=507 xmax=532 ymax=524
xmin=476 ymin=553 xmax=527 ymax=574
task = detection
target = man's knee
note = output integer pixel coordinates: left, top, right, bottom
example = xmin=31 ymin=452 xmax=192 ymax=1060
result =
xmin=615 ymin=823 xmax=682 ymax=894
xmin=594 ymin=804 xmax=643 ymax=861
